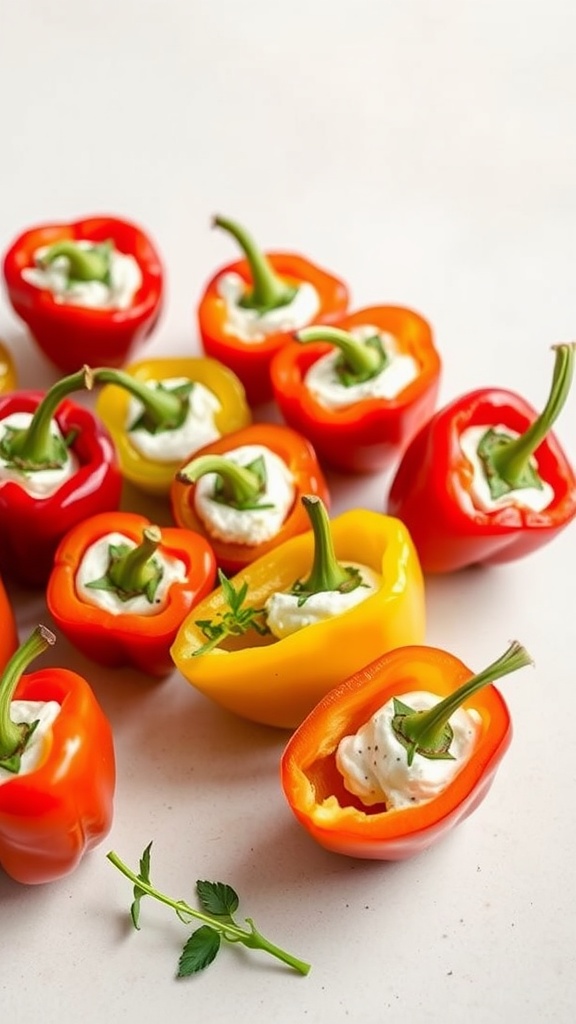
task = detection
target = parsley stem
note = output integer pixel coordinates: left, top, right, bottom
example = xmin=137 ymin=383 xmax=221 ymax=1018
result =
xmin=296 ymin=325 xmax=384 ymax=379
xmin=107 ymin=850 xmax=311 ymax=976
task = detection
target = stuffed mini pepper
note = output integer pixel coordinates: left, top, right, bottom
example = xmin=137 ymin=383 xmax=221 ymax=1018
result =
xmin=171 ymin=495 xmax=425 ymax=729
xmin=387 ymin=343 xmax=576 ymax=572
xmin=171 ymin=423 xmax=330 ymax=574
xmin=281 ymin=641 xmax=531 ymax=860
xmin=47 ymin=512 xmax=217 ymax=677
xmin=270 ymin=306 xmax=440 ymax=473
xmin=94 ymin=357 xmax=251 ymax=496
xmin=3 ymin=214 xmax=164 ymax=372
xmin=0 ymin=625 xmax=115 ymax=884
xmin=198 ymin=216 xmax=349 ymax=405
xmin=0 ymin=367 xmax=122 ymax=586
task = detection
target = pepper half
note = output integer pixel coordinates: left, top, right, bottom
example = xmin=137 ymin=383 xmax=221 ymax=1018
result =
xmin=0 ymin=340 xmax=16 ymax=394
xmin=0 ymin=625 xmax=115 ymax=884
xmin=47 ymin=512 xmax=217 ymax=677
xmin=387 ymin=344 xmax=576 ymax=572
xmin=171 ymin=422 xmax=330 ymax=574
xmin=198 ymin=216 xmax=349 ymax=405
xmin=281 ymin=642 xmax=530 ymax=860
xmin=94 ymin=356 xmax=251 ymax=496
xmin=171 ymin=504 xmax=425 ymax=729
xmin=270 ymin=306 xmax=441 ymax=473
xmin=0 ymin=369 xmax=122 ymax=587
xmin=3 ymin=215 xmax=164 ymax=373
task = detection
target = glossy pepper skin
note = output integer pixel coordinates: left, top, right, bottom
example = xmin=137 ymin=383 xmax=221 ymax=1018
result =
xmin=171 ymin=422 xmax=330 ymax=574
xmin=270 ymin=306 xmax=441 ymax=474
xmin=198 ymin=224 xmax=349 ymax=406
xmin=95 ymin=356 xmax=251 ymax=497
xmin=0 ymin=341 xmax=16 ymax=394
xmin=171 ymin=510 xmax=425 ymax=730
xmin=0 ymin=575 xmax=18 ymax=667
xmin=47 ymin=512 xmax=217 ymax=677
xmin=0 ymin=390 xmax=122 ymax=587
xmin=3 ymin=215 xmax=164 ymax=373
xmin=0 ymin=629 xmax=116 ymax=885
xmin=281 ymin=645 xmax=512 ymax=861
xmin=387 ymin=388 xmax=576 ymax=574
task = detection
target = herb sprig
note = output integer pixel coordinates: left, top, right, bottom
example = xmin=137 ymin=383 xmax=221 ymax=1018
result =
xmin=193 ymin=570 xmax=270 ymax=655
xmin=107 ymin=843 xmax=311 ymax=978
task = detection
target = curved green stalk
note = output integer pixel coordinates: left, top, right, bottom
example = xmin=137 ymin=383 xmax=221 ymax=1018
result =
xmin=0 ymin=366 xmax=92 ymax=469
xmin=40 ymin=239 xmax=112 ymax=282
xmin=85 ymin=527 xmax=164 ymax=603
xmin=481 ymin=344 xmax=575 ymax=496
xmin=0 ymin=625 xmax=56 ymax=766
xmin=392 ymin=641 xmax=533 ymax=766
xmin=213 ymin=214 xmax=296 ymax=312
xmin=178 ymin=454 xmax=266 ymax=509
xmin=93 ymin=368 xmax=191 ymax=433
xmin=296 ymin=326 xmax=386 ymax=384
xmin=291 ymin=495 xmax=361 ymax=599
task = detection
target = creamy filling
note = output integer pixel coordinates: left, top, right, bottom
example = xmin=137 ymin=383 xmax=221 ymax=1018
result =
xmin=126 ymin=378 xmax=222 ymax=464
xmin=336 ymin=690 xmax=482 ymax=810
xmin=0 ymin=700 xmax=61 ymax=783
xmin=216 ymin=272 xmax=320 ymax=343
xmin=265 ymin=563 xmax=381 ymax=639
xmin=304 ymin=326 xmax=419 ymax=409
xmin=22 ymin=240 xmax=142 ymax=310
xmin=75 ymin=531 xmax=187 ymax=616
xmin=459 ymin=424 xmax=554 ymax=513
xmin=193 ymin=444 xmax=295 ymax=545
xmin=0 ymin=412 xmax=79 ymax=497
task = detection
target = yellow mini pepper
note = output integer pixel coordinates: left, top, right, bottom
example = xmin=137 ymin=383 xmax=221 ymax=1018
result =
xmin=171 ymin=498 xmax=425 ymax=729
xmin=0 ymin=340 xmax=16 ymax=393
xmin=94 ymin=357 xmax=251 ymax=496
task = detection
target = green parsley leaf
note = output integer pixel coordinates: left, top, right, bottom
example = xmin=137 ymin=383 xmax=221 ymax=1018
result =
xmin=130 ymin=841 xmax=153 ymax=930
xmin=177 ymin=926 xmax=221 ymax=977
xmin=196 ymin=880 xmax=239 ymax=919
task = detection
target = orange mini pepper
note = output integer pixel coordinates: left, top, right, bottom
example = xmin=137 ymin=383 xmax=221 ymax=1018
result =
xmin=0 ymin=625 xmax=115 ymax=884
xmin=94 ymin=357 xmax=251 ymax=497
xmin=281 ymin=642 xmax=531 ymax=861
xmin=198 ymin=216 xmax=349 ymax=405
xmin=171 ymin=422 xmax=330 ymax=574
xmin=47 ymin=512 xmax=217 ymax=677
xmin=270 ymin=306 xmax=441 ymax=473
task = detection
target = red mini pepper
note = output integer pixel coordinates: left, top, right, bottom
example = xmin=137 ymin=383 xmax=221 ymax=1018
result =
xmin=171 ymin=422 xmax=330 ymax=574
xmin=270 ymin=306 xmax=441 ymax=474
xmin=0 ymin=368 xmax=122 ymax=587
xmin=47 ymin=512 xmax=217 ymax=677
xmin=281 ymin=641 xmax=531 ymax=861
xmin=198 ymin=215 xmax=349 ymax=405
xmin=387 ymin=344 xmax=576 ymax=573
xmin=0 ymin=575 xmax=17 ymax=668
xmin=0 ymin=625 xmax=115 ymax=884
xmin=3 ymin=215 xmax=164 ymax=373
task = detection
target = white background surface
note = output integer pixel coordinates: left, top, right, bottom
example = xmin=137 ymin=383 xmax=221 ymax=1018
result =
xmin=1 ymin=2 xmax=575 ymax=1022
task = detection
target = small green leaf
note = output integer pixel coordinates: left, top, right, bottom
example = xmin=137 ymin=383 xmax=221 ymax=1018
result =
xmin=177 ymin=926 xmax=221 ymax=977
xmin=196 ymin=880 xmax=239 ymax=918
xmin=130 ymin=842 xmax=153 ymax=930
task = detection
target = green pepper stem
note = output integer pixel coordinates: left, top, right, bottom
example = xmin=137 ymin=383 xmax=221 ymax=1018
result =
xmin=296 ymin=326 xmax=383 ymax=378
xmin=40 ymin=240 xmax=111 ymax=282
xmin=3 ymin=366 xmax=93 ymax=468
xmin=298 ymin=495 xmax=351 ymax=593
xmin=177 ymin=454 xmax=261 ymax=505
xmin=490 ymin=343 xmax=575 ymax=486
xmin=399 ymin=641 xmax=533 ymax=754
xmin=109 ymin=526 xmax=162 ymax=594
xmin=0 ymin=625 xmax=56 ymax=759
xmin=213 ymin=214 xmax=296 ymax=311
xmin=92 ymin=368 xmax=186 ymax=430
